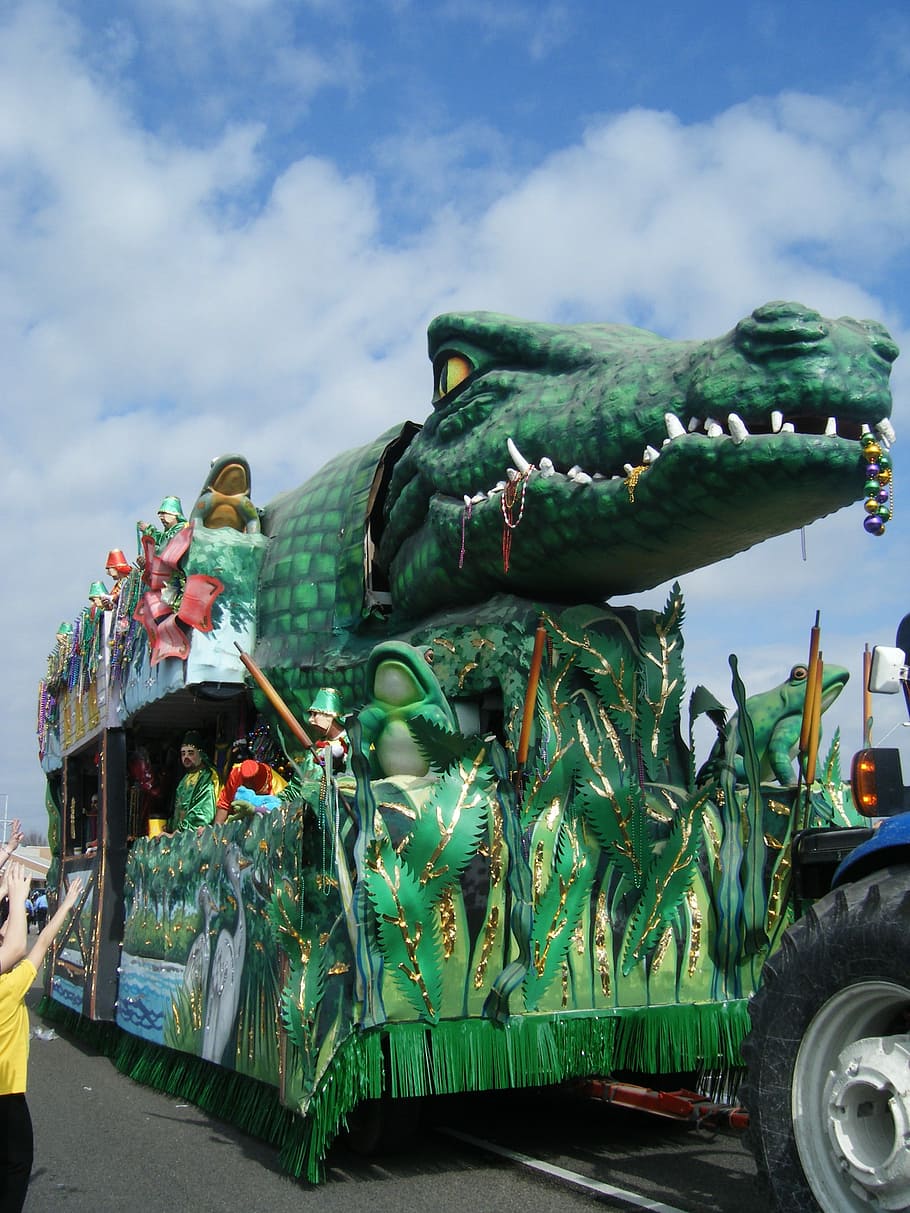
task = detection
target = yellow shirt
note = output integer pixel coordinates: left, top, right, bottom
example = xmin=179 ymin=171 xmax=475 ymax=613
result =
xmin=0 ymin=959 xmax=37 ymax=1094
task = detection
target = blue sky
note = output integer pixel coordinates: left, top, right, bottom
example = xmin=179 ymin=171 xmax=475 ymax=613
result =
xmin=2 ymin=0 xmax=909 ymax=834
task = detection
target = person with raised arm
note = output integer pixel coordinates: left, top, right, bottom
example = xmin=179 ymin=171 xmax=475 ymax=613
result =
xmin=0 ymin=869 xmax=84 ymax=1212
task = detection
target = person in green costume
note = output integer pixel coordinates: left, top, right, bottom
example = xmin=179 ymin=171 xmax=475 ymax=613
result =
xmin=280 ymin=688 xmax=350 ymax=803
xmin=137 ymin=495 xmax=188 ymax=553
xmin=169 ymin=732 xmax=220 ymax=833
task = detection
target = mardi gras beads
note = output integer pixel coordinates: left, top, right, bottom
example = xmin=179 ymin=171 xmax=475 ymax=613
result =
xmin=861 ymin=431 xmax=893 ymax=536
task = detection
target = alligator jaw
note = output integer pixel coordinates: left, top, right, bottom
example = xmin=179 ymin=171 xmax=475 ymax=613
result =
xmin=385 ymin=426 xmax=883 ymax=619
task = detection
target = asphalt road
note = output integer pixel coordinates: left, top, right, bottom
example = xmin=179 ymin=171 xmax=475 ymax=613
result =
xmin=23 ymin=988 xmax=764 ymax=1213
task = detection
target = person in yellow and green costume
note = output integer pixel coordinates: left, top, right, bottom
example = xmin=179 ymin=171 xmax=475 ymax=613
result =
xmin=169 ymin=731 xmax=220 ymax=833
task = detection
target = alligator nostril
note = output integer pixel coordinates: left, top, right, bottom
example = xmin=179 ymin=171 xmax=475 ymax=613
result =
xmin=751 ymin=300 xmax=823 ymax=327
xmin=735 ymin=302 xmax=828 ymax=357
xmin=864 ymin=327 xmax=899 ymax=365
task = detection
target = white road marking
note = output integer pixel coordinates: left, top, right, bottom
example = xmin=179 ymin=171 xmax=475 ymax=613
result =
xmin=443 ymin=1128 xmax=693 ymax=1213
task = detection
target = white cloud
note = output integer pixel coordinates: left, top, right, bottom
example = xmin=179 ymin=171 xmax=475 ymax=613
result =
xmin=2 ymin=1 xmax=909 ymax=832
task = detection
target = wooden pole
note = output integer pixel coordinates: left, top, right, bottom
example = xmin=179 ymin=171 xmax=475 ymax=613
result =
xmin=233 ymin=642 xmax=314 ymax=752
xmin=804 ymin=653 xmax=824 ymax=789
xmin=863 ymin=643 xmax=873 ymax=747
xmin=517 ymin=619 xmax=547 ymax=768
xmin=798 ymin=610 xmax=821 ymax=760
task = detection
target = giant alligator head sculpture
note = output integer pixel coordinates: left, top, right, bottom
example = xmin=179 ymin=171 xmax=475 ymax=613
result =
xmin=379 ymin=301 xmax=897 ymax=618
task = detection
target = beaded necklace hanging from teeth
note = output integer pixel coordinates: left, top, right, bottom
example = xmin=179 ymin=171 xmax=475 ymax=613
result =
xmin=459 ymin=497 xmax=473 ymax=568
xmin=861 ymin=432 xmax=893 ymax=537
xmin=623 ymin=464 xmax=648 ymax=503
xmin=501 ymin=468 xmax=531 ymax=573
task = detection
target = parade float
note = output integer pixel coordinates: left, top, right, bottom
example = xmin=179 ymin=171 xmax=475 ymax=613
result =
xmin=36 ymin=300 xmax=898 ymax=1184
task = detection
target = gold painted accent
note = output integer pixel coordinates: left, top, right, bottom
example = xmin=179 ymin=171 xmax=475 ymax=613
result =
xmin=766 ymin=798 xmax=791 ymax=818
xmin=457 ymin=661 xmax=478 ymax=689
xmin=473 ymin=905 xmax=500 ymax=988
xmin=439 ymin=886 xmax=457 ymax=959
xmin=533 ymin=840 xmax=545 ymax=901
xmin=432 ymin=636 xmax=456 ymax=653
xmin=561 ymin=960 xmax=569 ymax=1007
xmin=369 ymin=852 xmax=437 ymax=1018
xmin=572 ymin=920 xmax=585 ymax=955
xmin=379 ymin=801 xmax=417 ymax=819
xmin=419 ymin=748 xmax=488 ymax=886
xmin=489 ymin=796 xmax=503 ymax=886
xmin=766 ymin=853 xmax=791 ymax=937
xmin=594 ymin=891 xmax=611 ymax=997
xmin=651 ymin=926 xmax=672 ymax=973
xmin=702 ymin=813 xmax=720 ymax=856
xmin=532 ymin=827 xmax=587 ymax=977
xmin=685 ymin=888 xmax=702 ymax=976
xmin=533 ymin=875 xmax=569 ymax=975
xmin=327 ymin=962 xmax=350 ymax=976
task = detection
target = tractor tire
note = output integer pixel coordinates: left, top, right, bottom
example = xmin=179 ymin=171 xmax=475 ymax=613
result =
xmin=743 ymin=864 xmax=910 ymax=1212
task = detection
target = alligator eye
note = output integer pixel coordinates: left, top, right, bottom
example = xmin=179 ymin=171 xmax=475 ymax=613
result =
xmin=434 ymin=352 xmax=473 ymax=401
xmin=790 ymin=665 xmax=809 ymax=682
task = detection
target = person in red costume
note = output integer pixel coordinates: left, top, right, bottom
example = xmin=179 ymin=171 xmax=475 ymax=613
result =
xmin=214 ymin=758 xmax=287 ymax=826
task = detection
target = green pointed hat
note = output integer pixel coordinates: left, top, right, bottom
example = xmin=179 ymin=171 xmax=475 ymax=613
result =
xmin=158 ymin=496 xmax=185 ymax=520
xmin=309 ymin=687 xmax=342 ymax=718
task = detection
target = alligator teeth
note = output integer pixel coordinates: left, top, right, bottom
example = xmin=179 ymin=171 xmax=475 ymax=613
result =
xmin=592 ymin=472 xmax=605 ymax=481
xmin=705 ymin=419 xmax=723 ymax=438
xmin=492 ymin=480 xmax=506 ymax=495
xmin=665 ymin=413 xmax=686 ymax=440
xmin=771 ymin=411 xmax=783 ymax=433
xmin=877 ymin=418 xmax=896 ymax=447
xmin=687 ymin=416 xmax=701 ymax=432
xmin=727 ymin=413 xmax=749 ymax=445
xmin=825 ymin=417 xmax=837 ymax=437
xmin=470 ymin=492 xmax=486 ymax=504
xmin=506 ymin=468 xmax=520 ymax=482
xmin=539 ymin=457 xmax=556 ymax=478
xmin=623 ymin=463 xmax=635 ymax=476
xmin=781 ymin=422 xmax=795 ymax=434
xmin=643 ymin=445 xmax=661 ymax=464
xmin=568 ymin=466 xmax=592 ymax=485
xmin=463 ymin=495 xmax=472 ymax=508
xmin=507 ymin=437 xmax=532 ymax=474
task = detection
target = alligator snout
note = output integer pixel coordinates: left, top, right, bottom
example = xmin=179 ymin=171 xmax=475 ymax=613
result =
xmin=735 ymin=300 xmax=899 ymax=366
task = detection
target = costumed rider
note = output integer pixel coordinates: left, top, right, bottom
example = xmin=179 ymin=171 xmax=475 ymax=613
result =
xmin=168 ymin=732 xmax=220 ymax=833
xmin=137 ymin=496 xmax=188 ymax=554
xmin=303 ymin=688 xmax=350 ymax=780
xmin=279 ymin=688 xmax=350 ymax=806
xmin=214 ymin=758 xmax=288 ymax=825
xmin=104 ymin=549 xmax=132 ymax=605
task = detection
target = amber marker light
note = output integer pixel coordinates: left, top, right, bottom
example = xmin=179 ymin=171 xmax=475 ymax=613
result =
xmin=851 ymin=748 xmax=879 ymax=815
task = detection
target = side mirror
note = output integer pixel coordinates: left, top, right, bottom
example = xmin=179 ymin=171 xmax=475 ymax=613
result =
xmin=868 ymin=646 xmax=908 ymax=695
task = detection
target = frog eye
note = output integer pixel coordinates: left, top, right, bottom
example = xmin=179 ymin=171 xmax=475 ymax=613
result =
xmin=433 ymin=352 xmax=473 ymax=401
xmin=790 ymin=665 xmax=809 ymax=682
